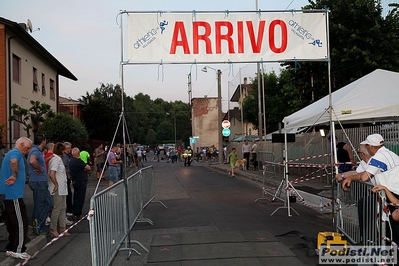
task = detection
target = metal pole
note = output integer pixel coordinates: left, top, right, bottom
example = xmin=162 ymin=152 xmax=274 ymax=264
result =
xmin=256 ymin=0 xmax=263 ymax=140
xmin=262 ymin=64 xmax=266 ymax=140
xmin=217 ymin=69 xmax=223 ymax=164
xmin=174 ymin=116 xmax=176 ymax=147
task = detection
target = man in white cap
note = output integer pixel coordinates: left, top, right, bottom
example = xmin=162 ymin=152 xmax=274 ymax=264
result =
xmin=340 ymin=133 xmax=399 ymax=245
xmin=340 ymin=133 xmax=399 ymax=190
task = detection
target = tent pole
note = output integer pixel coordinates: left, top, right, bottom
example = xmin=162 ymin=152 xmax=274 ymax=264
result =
xmin=326 ymin=9 xmax=336 ymax=232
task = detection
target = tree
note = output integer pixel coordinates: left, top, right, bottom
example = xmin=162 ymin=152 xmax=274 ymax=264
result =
xmin=147 ymin=129 xmax=157 ymax=146
xmin=9 ymin=100 xmax=55 ymax=138
xmin=39 ymin=113 xmax=88 ymax=143
xmin=80 ymin=98 xmax=118 ymax=141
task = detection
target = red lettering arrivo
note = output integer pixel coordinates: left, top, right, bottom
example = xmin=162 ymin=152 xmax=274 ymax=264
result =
xmin=169 ymin=20 xmax=287 ymax=55
xmin=215 ymin=22 xmax=234 ymax=54
xmin=246 ymin=21 xmax=265 ymax=53
xmin=193 ymin=22 xmax=212 ymax=54
xmin=269 ymin=20 xmax=287 ymax=53
xmin=169 ymin=22 xmax=190 ymax=54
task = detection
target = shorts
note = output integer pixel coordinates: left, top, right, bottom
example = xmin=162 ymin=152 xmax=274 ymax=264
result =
xmin=96 ymin=163 xmax=104 ymax=172
xmin=230 ymin=161 xmax=236 ymax=168
xmin=108 ymin=166 xmax=119 ymax=182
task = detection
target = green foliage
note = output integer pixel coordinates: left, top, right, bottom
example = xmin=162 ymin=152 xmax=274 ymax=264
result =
xmin=240 ymin=0 xmax=399 ymax=131
xmin=80 ymin=98 xmax=118 ymax=141
xmin=9 ymin=100 xmax=54 ymax=138
xmin=40 ymin=113 xmax=88 ymax=143
xmin=146 ymin=129 xmax=157 ymax=145
xmin=80 ymin=84 xmax=192 ymax=145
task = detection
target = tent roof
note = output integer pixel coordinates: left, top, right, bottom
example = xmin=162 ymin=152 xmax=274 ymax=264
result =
xmin=283 ymin=69 xmax=399 ymax=129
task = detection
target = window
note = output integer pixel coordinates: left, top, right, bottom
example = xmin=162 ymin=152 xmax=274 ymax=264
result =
xmin=49 ymin=79 xmax=55 ymax=100
xmin=41 ymin=73 xmax=46 ymax=96
xmin=33 ymin=67 xmax=38 ymax=91
xmin=12 ymin=54 xmax=20 ymax=83
xmin=13 ymin=119 xmax=20 ymax=140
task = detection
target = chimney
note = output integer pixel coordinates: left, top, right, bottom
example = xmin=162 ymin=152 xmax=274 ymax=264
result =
xmin=243 ymin=77 xmax=247 ymax=85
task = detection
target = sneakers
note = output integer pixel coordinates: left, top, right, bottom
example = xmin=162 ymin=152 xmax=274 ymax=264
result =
xmin=65 ymin=219 xmax=73 ymax=226
xmin=39 ymin=229 xmax=49 ymax=235
xmin=45 ymin=217 xmax=51 ymax=225
xmin=231 ymin=174 xmax=235 ymax=178
xmin=66 ymin=212 xmax=73 ymax=217
xmin=32 ymin=219 xmax=39 ymax=236
xmin=6 ymin=251 xmax=30 ymax=260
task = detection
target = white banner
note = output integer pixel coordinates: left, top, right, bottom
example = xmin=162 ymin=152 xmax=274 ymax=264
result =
xmin=126 ymin=11 xmax=328 ymax=63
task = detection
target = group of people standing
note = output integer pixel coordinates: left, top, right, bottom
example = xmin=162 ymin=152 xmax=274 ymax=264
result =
xmin=335 ymin=133 xmax=399 ymax=245
xmin=0 ymin=135 xmax=91 ymax=260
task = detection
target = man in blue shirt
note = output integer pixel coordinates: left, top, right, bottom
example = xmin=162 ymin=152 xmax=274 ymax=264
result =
xmin=0 ymin=137 xmax=32 ymax=260
xmin=28 ymin=134 xmax=53 ymax=235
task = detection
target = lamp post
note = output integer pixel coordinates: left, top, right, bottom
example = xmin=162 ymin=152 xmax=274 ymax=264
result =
xmin=166 ymin=113 xmax=176 ymax=147
xmin=201 ymin=66 xmax=223 ymax=165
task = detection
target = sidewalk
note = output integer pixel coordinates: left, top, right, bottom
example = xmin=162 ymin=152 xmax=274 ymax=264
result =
xmin=205 ymin=161 xmax=336 ymax=211
xmin=0 ymin=166 xmax=138 ymax=265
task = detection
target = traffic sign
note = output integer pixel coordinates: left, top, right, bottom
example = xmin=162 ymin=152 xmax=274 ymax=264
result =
xmin=222 ymin=120 xmax=230 ymax=129
xmin=193 ymin=136 xmax=200 ymax=139
xmin=222 ymin=128 xmax=231 ymax=137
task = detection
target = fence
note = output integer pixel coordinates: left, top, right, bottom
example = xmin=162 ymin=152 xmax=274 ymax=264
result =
xmin=89 ymin=166 xmax=165 ymax=266
xmin=336 ymin=180 xmax=387 ymax=246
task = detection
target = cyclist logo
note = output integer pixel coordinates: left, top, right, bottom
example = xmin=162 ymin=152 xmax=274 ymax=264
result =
xmin=159 ymin=20 xmax=168 ymax=34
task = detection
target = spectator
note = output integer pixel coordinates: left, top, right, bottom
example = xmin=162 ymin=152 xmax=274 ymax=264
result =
xmin=93 ymin=143 xmax=105 ymax=180
xmin=62 ymin=142 xmax=73 ymax=216
xmin=137 ymin=148 xmax=143 ymax=167
xmin=333 ymin=137 xmax=355 ymax=173
xmin=340 ymin=134 xmax=399 ymax=244
xmin=0 ymin=137 xmax=32 ymax=260
xmin=142 ymin=147 xmax=147 ymax=162
xmin=28 ymin=134 xmax=52 ymax=235
xmin=43 ymin=142 xmax=54 ymax=171
xmin=107 ymin=145 xmax=123 ymax=186
xmin=68 ymin=148 xmax=91 ymax=221
xmin=251 ymin=141 xmax=258 ymax=170
xmin=227 ymin=148 xmax=237 ymax=177
xmin=79 ymin=149 xmax=90 ymax=164
xmin=242 ymin=140 xmax=251 ymax=170
xmin=48 ymin=142 xmax=70 ymax=237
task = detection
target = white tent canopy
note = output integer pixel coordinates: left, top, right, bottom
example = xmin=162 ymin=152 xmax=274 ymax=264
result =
xmin=283 ymin=69 xmax=399 ymax=129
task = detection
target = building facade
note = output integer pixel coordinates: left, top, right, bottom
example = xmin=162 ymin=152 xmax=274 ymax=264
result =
xmin=0 ymin=17 xmax=77 ymax=147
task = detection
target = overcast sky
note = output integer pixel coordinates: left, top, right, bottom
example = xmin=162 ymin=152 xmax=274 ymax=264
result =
xmin=1 ymin=0 xmax=310 ymax=111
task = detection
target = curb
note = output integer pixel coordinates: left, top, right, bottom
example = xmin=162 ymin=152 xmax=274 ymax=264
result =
xmin=0 ymin=235 xmax=47 ymax=266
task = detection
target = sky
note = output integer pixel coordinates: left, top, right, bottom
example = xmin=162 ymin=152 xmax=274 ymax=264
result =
xmin=1 ymin=0 xmax=310 ymax=112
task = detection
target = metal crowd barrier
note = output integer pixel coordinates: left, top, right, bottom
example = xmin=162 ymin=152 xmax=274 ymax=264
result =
xmin=89 ymin=166 xmax=166 ymax=266
xmin=336 ymin=180 xmax=386 ymax=246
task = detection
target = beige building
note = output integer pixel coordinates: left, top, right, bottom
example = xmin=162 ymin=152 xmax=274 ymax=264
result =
xmin=191 ymin=97 xmax=221 ymax=151
xmin=227 ymin=77 xmax=258 ymax=140
xmin=0 ymin=17 xmax=77 ymax=147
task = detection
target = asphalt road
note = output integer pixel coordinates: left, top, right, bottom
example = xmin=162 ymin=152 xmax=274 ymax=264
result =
xmin=15 ymin=161 xmax=333 ymax=265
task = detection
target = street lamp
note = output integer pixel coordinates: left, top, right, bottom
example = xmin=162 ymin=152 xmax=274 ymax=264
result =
xmin=201 ymin=66 xmax=223 ymax=165
xmin=166 ymin=113 xmax=176 ymax=147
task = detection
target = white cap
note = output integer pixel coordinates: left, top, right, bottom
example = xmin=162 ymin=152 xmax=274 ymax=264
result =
xmin=360 ymin=134 xmax=384 ymax=146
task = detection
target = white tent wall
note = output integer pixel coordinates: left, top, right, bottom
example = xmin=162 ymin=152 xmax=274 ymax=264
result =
xmin=283 ymin=69 xmax=399 ymax=129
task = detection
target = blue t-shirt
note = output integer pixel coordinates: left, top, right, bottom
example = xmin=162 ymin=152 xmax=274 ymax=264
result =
xmin=27 ymin=145 xmax=47 ymax=182
xmin=0 ymin=148 xmax=26 ymax=199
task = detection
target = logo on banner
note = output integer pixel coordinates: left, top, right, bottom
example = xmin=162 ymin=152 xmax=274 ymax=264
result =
xmin=288 ymin=19 xmax=322 ymax=48
xmin=133 ymin=27 xmax=159 ymax=50
xmin=159 ymin=20 xmax=169 ymax=34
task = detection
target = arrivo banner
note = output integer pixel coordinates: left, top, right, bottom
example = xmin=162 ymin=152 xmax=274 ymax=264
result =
xmin=126 ymin=11 xmax=328 ymax=63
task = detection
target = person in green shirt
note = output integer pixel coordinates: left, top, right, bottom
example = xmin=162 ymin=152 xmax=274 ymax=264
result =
xmin=79 ymin=150 xmax=90 ymax=164
xmin=227 ymin=148 xmax=237 ymax=177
